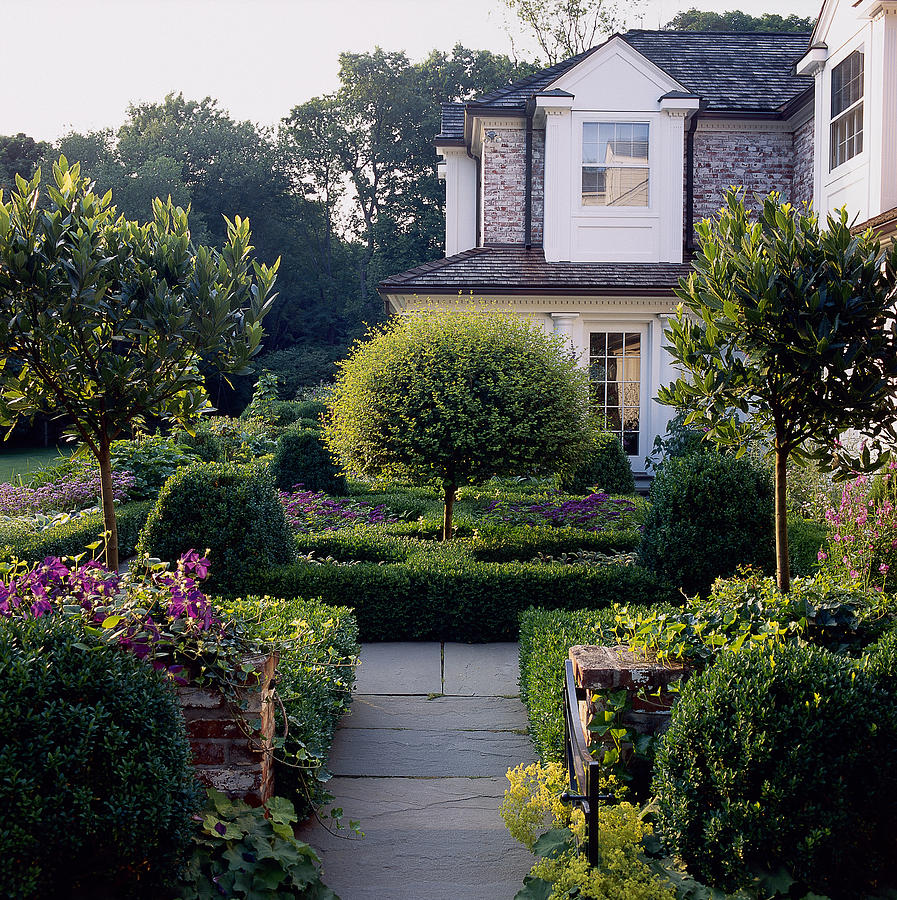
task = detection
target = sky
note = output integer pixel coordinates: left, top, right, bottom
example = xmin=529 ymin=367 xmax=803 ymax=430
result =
xmin=2 ymin=0 xmax=823 ymax=142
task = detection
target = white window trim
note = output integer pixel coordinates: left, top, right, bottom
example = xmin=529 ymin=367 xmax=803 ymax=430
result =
xmin=826 ymin=43 xmax=867 ymax=178
xmin=572 ymin=111 xmax=660 ymax=218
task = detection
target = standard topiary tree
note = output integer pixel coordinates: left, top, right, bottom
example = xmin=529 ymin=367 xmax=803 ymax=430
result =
xmin=325 ymin=309 xmax=591 ymax=539
xmin=638 ymin=451 xmax=774 ymax=595
xmin=661 ymin=189 xmax=897 ymax=592
xmin=0 ymin=159 xmax=278 ymax=571
xmin=271 ymin=426 xmax=347 ymax=495
xmin=559 ymin=431 xmax=635 ymax=495
xmin=654 ymin=642 xmax=897 ymax=896
xmin=137 ymin=462 xmax=295 ymax=588
xmin=0 ymin=616 xmax=202 ymax=899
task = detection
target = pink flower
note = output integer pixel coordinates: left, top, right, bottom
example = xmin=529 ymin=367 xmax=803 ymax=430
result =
xmin=880 ymin=564 xmax=890 ymax=574
xmin=817 ymin=551 xmax=828 ymax=561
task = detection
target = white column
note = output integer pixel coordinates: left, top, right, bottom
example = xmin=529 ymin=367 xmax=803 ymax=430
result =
xmin=441 ymin=148 xmax=478 ymax=256
xmin=551 ymin=312 xmax=583 ymax=364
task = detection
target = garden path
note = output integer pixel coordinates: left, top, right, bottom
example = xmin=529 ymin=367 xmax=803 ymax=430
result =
xmin=297 ymin=642 xmax=536 ymax=899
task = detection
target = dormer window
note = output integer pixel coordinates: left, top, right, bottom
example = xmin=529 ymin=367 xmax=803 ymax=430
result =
xmin=582 ymin=122 xmax=650 ymax=207
xmin=830 ymin=50 xmax=864 ymax=170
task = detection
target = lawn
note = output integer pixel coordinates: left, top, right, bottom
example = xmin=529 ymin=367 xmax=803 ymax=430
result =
xmin=0 ymin=446 xmax=69 ymax=484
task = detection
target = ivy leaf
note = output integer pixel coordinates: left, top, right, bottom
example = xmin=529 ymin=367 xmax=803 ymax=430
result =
xmin=532 ymin=827 xmax=573 ymax=859
xmin=514 ymin=875 xmax=553 ymax=900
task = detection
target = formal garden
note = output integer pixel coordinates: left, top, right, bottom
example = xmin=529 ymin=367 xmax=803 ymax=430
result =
xmin=2 ymin=164 xmax=897 ymax=900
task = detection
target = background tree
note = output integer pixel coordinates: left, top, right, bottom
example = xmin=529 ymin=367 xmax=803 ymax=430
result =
xmin=501 ymin=0 xmax=645 ymax=64
xmin=660 ymin=189 xmax=897 ymax=593
xmin=0 ymin=158 xmax=278 ymax=570
xmin=0 ymin=133 xmax=51 ymax=190
xmin=663 ymin=9 xmax=815 ymax=32
xmin=325 ymin=309 xmax=591 ymax=540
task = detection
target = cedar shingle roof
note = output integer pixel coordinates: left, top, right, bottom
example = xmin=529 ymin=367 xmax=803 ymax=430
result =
xmin=379 ymin=247 xmax=692 ymax=296
xmin=438 ymin=30 xmax=813 ymax=140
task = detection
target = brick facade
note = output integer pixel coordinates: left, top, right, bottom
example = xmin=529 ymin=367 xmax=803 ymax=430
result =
xmin=482 ymin=126 xmax=526 ymax=244
xmin=693 ymin=127 xmax=796 ymax=223
xmin=531 ymin=130 xmax=545 ymax=245
xmin=793 ymin=115 xmax=815 ymax=209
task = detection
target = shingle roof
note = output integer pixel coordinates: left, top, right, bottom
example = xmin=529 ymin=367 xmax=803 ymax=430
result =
xmin=438 ymin=29 xmax=813 ymax=139
xmin=379 ymin=247 xmax=692 ymax=296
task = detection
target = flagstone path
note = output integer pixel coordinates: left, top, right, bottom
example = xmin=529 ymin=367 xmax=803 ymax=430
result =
xmin=297 ymin=642 xmax=537 ymax=899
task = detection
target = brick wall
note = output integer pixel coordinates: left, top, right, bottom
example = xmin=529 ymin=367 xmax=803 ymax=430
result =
xmin=482 ymin=126 xmax=526 ymax=244
xmin=532 ymin=129 xmax=545 ymax=245
xmin=793 ymin=116 xmax=815 ymax=209
xmin=177 ymin=653 xmax=277 ymax=806
xmin=693 ymin=127 xmax=796 ymax=224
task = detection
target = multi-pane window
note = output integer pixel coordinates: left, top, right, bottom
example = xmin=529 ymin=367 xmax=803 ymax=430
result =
xmin=582 ymin=122 xmax=649 ymax=207
xmin=589 ymin=331 xmax=640 ymax=455
xmin=830 ymin=50 xmax=864 ymax=170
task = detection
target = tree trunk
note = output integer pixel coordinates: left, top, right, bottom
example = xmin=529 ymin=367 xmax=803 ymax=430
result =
xmin=98 ymin=439 xmax=120 ymax=572
xmin=443 ymin=484 xmax=456 ymax=542
xmin=775 ymin=442 xmax=790 ymax=594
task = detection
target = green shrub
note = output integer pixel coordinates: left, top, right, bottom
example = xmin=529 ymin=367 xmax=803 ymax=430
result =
xmin=639 ymin=452 xmax=774 ymax=595
xmin=110 ymin=436 xmax=198 ymax=501
xmin=788 ymin=514 xmax=827 ymax=576
xmin=558 ymin=432 xmax=635 ymax=495
xmin=219 ymin=596 xmax=357 ymax=814
xmin=271 ymin=427 xmax=347 ymax=495
xmin=0 ymin=616 xmax=201 ymax=900
xmin=470 ymin=524 xmax=640 ymax=562
xmin=138 ymin=463 xmax=295 ymax=589
xmin=243 ymin=554 xmax=675 ymax=642
xmin=292 ymin=399 xmax=328 ymax=422
xmin=175 ymin=428 xmax=225 ymax=463
xmin=518 ymin=606 xmax=620 ymax=760
xmin=654 ymin=642 xmax=897 ymax=895
xmin=646 ymin=412 xmax=708 ymax=471
xmin=293 ymin=527 xmax=417 ymax=562
xmin=0 ymin=500 xmax=152 ymax=562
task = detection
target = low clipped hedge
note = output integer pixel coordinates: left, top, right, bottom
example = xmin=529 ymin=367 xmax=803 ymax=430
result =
xmin=240 ymin=552 xmax=675 ymax=642
xmin=0 ymin=501 xmax=152 ymax=562
xmin=138 ymin=463 xmax=295 ymax=590
xmin=654 ymin=642 xmax=897 ymax=896
xmin=0 ymin=617 xmax=201 ymax=900
xmin=270 ymin=427 xmax=347 ymax=495
xmin=218 ymin=595 xmax=358 ymax=815
xmin=558 ymin=432 xmax=636 ymax=496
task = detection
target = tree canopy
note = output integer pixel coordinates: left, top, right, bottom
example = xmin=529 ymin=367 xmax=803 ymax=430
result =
xmin=0 ymin=158 xmax=278 ymax=569
xmin=663 ymin=9 xmax=814 ymax=32
xmin=325 ymin=309 xmax=591 ymax=539
xmin=660 ymin=189 xmax=897 ymax=592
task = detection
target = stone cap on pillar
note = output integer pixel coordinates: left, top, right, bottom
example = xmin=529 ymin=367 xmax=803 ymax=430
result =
xmin=569 ymin=644 xmax=690 ymax=691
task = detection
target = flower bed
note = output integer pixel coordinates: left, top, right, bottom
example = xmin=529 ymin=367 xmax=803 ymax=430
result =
xmin=484 ymin=490 xmax=641 ymax=531
xmin=0 ymin=469 xmax=133 ymax=515
xmin=280 ymin=486 xmax=397 ymax=532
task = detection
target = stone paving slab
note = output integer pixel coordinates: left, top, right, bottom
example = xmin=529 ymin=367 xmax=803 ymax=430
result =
xmin=443 ymin=642 xmax=520 ymax=696
xmin=354 ymin=643 xmax=442 ymax=695
xmin=328 ymin=725 xmax=534 ymax=778
xmin=297 ymin=776 xmax=534 ymax=900
xmin=342 ymin=695 xmax=530 ymax=732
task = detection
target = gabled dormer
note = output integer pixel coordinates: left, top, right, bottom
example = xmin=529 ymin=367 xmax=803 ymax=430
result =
xmin=797 ymin=0 xmax=897 ymax=223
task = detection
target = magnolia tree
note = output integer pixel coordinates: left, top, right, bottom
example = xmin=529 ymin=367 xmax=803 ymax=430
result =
xmin=325 ymin=309 xmax=591 ymax=539
xmin=660 ymin=189 xmax=897 ymax=592
xmin=0 ymin=158 xmax=278 ymax=570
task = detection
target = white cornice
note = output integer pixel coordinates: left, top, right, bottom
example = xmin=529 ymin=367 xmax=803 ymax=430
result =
xmin=384 ymin=293 xmax=679 ymax=314
xmin=796 ymin=44 xmax=829 ymax=76
xmin=695 ymin=118 xmax=794 ymax=133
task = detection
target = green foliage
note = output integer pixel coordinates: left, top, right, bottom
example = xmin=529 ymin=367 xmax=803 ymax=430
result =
xmin=0 ymin=157 xmax=278 ymax=570
xmin=176 ymin=789 xmax=336 ymax=900
xmin=241 ymin=371 xmax=281 ymax=423
xmin=0 ymin=500 xmax=152 ymax=562
xmin=218 ymin=595 xmax=358 ymax=814
xmin=646 ymin=412 xmax=708 ymax=471
xmin=250 ymin=346 xmax=342 ymax=402
xmin=638 ymin=452 xmax=774 ymax=595
xmin=0 ymin=616 xmax=201 ymax=900
xmin=663 ymin=8 xmax=814 ymax=31
xmin=138 ymin=463 xmax=295 ymax=589
xmin=326 ymin=309 xmax=591 ymax=537
xmin=271 ymin=427 xmax=347 ymax=495
xmin=0 ymin=133 xmax=50 ymax=189
xmin=176 ymin=428 xmax=226 ymax=463
xmin=242 ymin=549 xmax=674 ymax=642
xmin=558 ymin=432 xmax=635 ymax=495
xmin=653 ymin=642 xmax=897 ymax=895
xmin=293 ymin=400 xmax=328 ymax=421
xmin=787 ymin=514 xmax=827 ymax=576
xmin=518 ymin=606 xmax=623 ymax=759
xmin=110 ymin=436 xmax=199 ymax=500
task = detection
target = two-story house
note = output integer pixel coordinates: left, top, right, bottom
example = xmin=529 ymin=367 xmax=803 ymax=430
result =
xmin=378 ymin=0 xmax=897 ymax=477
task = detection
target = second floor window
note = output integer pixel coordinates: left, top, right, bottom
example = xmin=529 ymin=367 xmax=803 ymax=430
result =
xmin=582 ymin=122 xmax=649 ymax=208
xmin=830 ymin=50 xmax=863 ymax=170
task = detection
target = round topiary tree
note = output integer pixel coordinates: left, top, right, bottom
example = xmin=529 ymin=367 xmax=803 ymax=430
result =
xmin=653 ymin=642 xmax=897 ymax=896
xmin=325 ymin=309 xmax=591 ymax=539
xmin=271 ymin=427 xmax=347 ymax=495
xmin=137 ymin=462 xmax=295 ymax=588
xmin=0 ymin=616 xmax=202 ymax=900
xmin=638 ymin=451 xmax=774 ymax=595
xmin=559 ymin=431 xmax=635 ymax=495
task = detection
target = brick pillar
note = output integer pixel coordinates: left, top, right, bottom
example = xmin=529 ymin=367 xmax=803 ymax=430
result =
xmin=568 ymin=645 xmax=690 ymax=749
xmin=177 ymin=653 xmax=277 ymax=806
